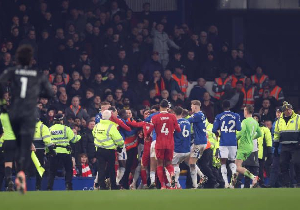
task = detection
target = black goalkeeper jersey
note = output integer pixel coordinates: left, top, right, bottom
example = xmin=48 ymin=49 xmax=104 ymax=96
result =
xmin=0 ymin=66 xmax=53 ymax=117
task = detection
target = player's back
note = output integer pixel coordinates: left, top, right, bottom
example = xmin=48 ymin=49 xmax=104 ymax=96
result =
xmin=213 ymin=111 xmax=241 ymax=146
xmin=152 ymin=112 xmax=179 ymax=149
xmin=0 ymin=66 xmax=53 ymax=115
xmin=240 ymin=117 xmax=259 ymax=147
xmin=174 ymin=118 xmax=191 ymax=153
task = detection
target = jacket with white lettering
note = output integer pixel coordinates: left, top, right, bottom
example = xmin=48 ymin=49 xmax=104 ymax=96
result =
xmin=0 ymin=66 xmax=53 ymax=117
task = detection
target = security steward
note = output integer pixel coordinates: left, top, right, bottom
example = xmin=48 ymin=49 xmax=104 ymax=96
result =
xmin=47 ymin=114 xmax=81 ymax=190
xmin=274 ymin=101 xmax=300 ymax=187
xmin=0 ymin=136 xmax=4 ymax=190
xmin=33 ymin=117 xmax=52 ymax=190
xmin=93 ymin=110 xmax=124 ymax=190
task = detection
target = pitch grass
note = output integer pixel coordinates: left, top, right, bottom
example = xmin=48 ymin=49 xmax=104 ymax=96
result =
xmin=0 ymin=189 xmax=299 ymax=210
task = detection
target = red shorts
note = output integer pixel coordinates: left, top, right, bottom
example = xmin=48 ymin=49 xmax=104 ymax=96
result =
xmin=141 ymin=141 xmax=151 ymax=167
xmin=155 ymin=148 xmax=174 ymax=161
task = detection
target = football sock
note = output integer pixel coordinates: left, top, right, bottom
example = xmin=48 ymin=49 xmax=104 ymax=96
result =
xmin=190 ymin=165 xmax=197 ymax=188
xmin=163 ymin=169 xmax=170 ymax=184
xmin=132 ymin=165 xmax=141 ymax=184
xmin=141 ymin=169 xmax=147 ymax=185
xmin=221 ymin=164 xmax=229 ymax=185
xmin=174 ymin=165 xmax=180 ymax=184
xmin=229 ymin=163 xmax=237 ymax=174
xmin=157 ymin=166 xmax=165 ymax=186
xmin=116 ymin=167 xmax=125 ymax=185
xmin=165 ymin=164 xmax=174 ymax=177
xmin=195 ymin=165 xmax=204 ymax=178
xmin=150 ymin=171 xmax=156 ymax=184
xmin=5 ymin=167 xmax=12 ymax=184
xmin=244 ymin=170 xmax=255 ymax=180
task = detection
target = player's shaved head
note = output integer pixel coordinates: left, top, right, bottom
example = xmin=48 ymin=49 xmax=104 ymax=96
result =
xmin=16 ymin=45 xmax=33 ymax=66
xmin=222 ymin=100 xmax=230 ymax=110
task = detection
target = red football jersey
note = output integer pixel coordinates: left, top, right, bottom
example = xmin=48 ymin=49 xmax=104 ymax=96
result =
xmin=150 ymin=111 xmax=181 ymax=149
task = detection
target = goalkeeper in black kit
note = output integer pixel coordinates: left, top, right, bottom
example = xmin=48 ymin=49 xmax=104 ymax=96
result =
xmin=0 ymin=45 xmax=53 ymax=194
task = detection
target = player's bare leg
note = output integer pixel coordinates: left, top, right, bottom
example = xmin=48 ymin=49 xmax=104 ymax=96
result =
xmin=234 ymin=159 xmax=259 ymax=188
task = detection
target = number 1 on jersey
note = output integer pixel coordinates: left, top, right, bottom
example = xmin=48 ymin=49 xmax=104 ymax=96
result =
xmin=20 ymin=77 xmax=28 ymax=98
xmin=161 ymin=123 xmax=169 ymax=135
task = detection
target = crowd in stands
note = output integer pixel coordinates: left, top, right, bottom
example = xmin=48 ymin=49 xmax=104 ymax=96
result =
xmin=0 ymin=0 xmax=287 ymax=179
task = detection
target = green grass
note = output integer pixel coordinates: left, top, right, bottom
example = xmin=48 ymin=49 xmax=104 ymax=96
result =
xmin=0 ymin=189 xmax=299 ymax=210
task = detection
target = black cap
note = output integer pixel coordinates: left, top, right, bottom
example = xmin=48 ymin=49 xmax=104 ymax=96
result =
xmin=54 ymin=114 xmax=64 ymax=121
xmin=81 ymin=51 xmax=88 ymax=55
xmin=175 ymin=64 xmax=186 ymax=70
xmin=160 ymin=99 xmax=169 ymax=108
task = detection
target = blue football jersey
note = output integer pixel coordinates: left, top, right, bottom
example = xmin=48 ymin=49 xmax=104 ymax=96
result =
xmin=212 ymin=111 xmax=242 ymax=146
xmin=174 ymin=118 xmax=191 ymax=153
xmin=145 ymin=112 xmax=159 ymax=141
xmin=188 ymin=111 xmax=207 ymax=145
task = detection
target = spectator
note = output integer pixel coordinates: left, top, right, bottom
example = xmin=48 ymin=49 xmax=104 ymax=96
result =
xmin=53 ymin=74 xmax=66 ymax=89
xmin=19 ymin=29 xmax=38 ymax=58
xmin=10 ymin=27 xmax=22 ymax=49
xmin=225 ymin=49 xmax=239 ymax=73
xmin=237 ymin=50 xmax=251 ymax=75
xmin=87 ymin=95 xmax=101 ymax=117
xmin=183 ymin=50 xmax=200 ymax=81
xmin=169 ymin=90 xmax=184 ymax=107
xmin=201 ymin=52 xmax=220 ymax=81
xmin=68 ymin=80 xmax=84 ymax=99
xmin=65 ymin=96 xmax=90 ymax=121
xmin=91 ymin=73 xmax=107 ymax=97
xmin=251 ymin=66 xmax=269 ymax=96
xmin=82 ymin=88 xmax=95 ymax=108
xmin=63 ymin=38 xmax=79 ymax=73
xmin=77 ymin=154 xmax=93 ymax=177
xmin=259 ymin=99 xmax=275 ymax=123
xmin=145 ymin=88 xmax=160 ymax=106
xmin=219 ymin=42 xmax=230 ymax=70
xmin=121 ymin=81 xmax=136 ymax=105
xmin=81 ymin=64 xmax=93 ymax=89
xmin=81 ymin=120 xmax=97 ymax=167
xmin=141 ymin=51 xmax=163 ymax=81
xmin=151 ymin=22 xmax=180 ymax=68
xmin=0 ymin=52 xmax=13 ymax=72
xmin=212 ymin=70 xmax=232 ymax=100
xmin=56 ymin=92 xmax=69 ymax=111
xmin=117 ymin=64 xmax=132 ymax=83
xmin=149 ymin=70 xmax=165 ymax=96
xmin=49 ymin=65 xmax=70 ymax=85
xmin=161 ymin=89 xmax=169 ymax=100
xmin=166 ymin=50 xmax=182 ymax=72
xmin=201 ymin=92 xmax=216 ymax=123
xmin=163 ymin=69 xmax=181 ymax=94
xmin=132 ymin=73 xmax=148 ymax=103
xmin=189 ymin=78 xmax=207 ymax=103
xmin=66 ymin=8 xmax=87 ymax=34
xmin=172 ymin=65 xmax=188 ymax=97
xmin=140 ymin=2 xmax=153 ymax=22
xmin=38 ymin=30 xmax=54 ymax=69
xmin=221 ymin=80 xmax=244 ymax=113
xmin=106 ymin=72 xmax=119 ymax=91
xmin=267 ymin=77 xmax=284 ymax=104
xmin=230 ymin=64 xmax=246 ymax=88
xmin=242 ymin=77 xmax=259 ymax=108
xmin=255 ymin=89 xmax=277 ymax=112
xmin=177 ymin=92 xmax=189 ymax=109
xmin=114 ymin=88 xmax=124 ymax=108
